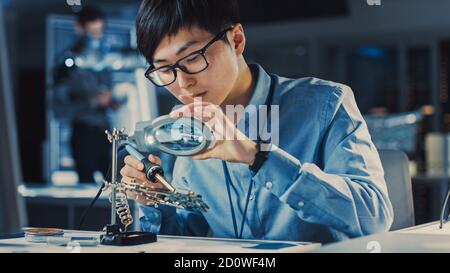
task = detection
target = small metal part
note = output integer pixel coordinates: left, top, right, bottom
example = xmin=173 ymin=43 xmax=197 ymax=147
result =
xmin=154 ymin=173 xmax=176 ymax=193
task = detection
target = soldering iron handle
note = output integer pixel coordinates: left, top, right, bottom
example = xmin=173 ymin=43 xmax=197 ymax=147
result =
xmin=142 ymin=159 xmax=164 ymax=183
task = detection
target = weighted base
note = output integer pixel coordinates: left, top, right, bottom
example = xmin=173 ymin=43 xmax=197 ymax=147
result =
xmin=100 ymin=224 xmax=157 ymax=246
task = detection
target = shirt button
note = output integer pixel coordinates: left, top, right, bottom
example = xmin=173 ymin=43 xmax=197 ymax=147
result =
xmin=265 ymin=181 xmax=273 ymax=190
xmin=298 ymin=201 xmax=305 ymax=208
xmin=249 ymin=194 xmax=255 ymax=200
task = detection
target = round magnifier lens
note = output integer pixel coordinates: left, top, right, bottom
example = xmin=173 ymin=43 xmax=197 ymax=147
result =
xmin=143 ymin=115 xmax=214 ymax=156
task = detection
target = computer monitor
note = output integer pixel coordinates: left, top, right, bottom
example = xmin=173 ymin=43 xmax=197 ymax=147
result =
xmin=0 ymin=3 xmax=27 ymax=233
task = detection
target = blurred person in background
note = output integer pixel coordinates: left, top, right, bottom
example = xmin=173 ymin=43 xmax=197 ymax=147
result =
xmin=54 ymin=6 xmax=122 ymax=183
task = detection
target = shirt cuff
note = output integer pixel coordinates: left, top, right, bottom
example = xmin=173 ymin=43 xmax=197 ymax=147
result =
xmin=251 ymin=144 xmax=301 ymax=197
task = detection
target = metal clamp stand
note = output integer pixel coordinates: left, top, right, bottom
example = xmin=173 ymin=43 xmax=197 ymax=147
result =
xmin=100 ymin=128 xmax=157 ymax=246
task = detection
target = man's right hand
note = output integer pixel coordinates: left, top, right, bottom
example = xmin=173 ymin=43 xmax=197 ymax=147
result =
xmin=120 ymin=154 xmax=165 ymax=205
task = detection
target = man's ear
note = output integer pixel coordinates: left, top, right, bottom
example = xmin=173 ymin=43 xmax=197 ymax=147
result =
xmin=230 ymin=23 xmax=246 ymax=56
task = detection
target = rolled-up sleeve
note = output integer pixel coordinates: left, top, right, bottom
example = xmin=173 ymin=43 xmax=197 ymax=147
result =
xmin=252 ymin=85 xmax=394 ymax=238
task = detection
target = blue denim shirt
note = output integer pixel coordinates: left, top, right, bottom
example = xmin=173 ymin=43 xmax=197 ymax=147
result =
xmin=140 ymin=64 xmax=393 ymax=243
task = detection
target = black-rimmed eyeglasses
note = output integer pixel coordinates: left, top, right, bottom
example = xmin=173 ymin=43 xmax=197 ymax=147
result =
xmin=145 ymin=26 xmax=234 ymax=87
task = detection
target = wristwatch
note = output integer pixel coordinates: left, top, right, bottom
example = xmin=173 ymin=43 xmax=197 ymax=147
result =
xmin=249 ymin=142 xmax=270 ymax=173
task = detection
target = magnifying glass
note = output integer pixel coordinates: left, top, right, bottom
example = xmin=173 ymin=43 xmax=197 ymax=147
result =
xmin=123 ymin=114 xmax=215 ymax=197
xmin=127 ymin=114 xmax=215 ymax=156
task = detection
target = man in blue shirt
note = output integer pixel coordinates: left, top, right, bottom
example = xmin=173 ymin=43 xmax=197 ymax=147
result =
xmin=120 ymin=0 xmax=393 ymax=243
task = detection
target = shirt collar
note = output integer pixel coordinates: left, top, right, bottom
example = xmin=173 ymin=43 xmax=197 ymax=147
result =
xmin=246 ymin=63 xmax=272 ymax=108
xmin=236 ymin=63 xmax=273 ymax=137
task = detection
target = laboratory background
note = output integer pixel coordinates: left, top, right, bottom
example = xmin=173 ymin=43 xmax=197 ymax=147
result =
xmin=0 ymin=0 xmax=450 ymax=253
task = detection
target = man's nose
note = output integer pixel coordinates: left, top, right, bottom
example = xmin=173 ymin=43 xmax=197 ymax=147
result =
xmin=175 ymin=68 xmax=195 ymax=90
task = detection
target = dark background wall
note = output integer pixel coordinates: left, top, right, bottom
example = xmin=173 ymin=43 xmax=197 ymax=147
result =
xmin=3 ymin=0 xmax=349 ymax=183
xmin=4 ymin=0 xmax=450 ymax=183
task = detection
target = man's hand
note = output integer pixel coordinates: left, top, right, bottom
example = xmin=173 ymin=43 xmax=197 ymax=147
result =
xmin=170 ymin=102 xmax=258 ymax=165
xmin=120 ymin=154 xmax=165 ymax=205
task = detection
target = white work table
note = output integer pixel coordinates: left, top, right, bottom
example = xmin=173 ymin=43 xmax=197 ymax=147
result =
xmin=313 ymin=221 xmax=450 ymax=253
xmin=0 ymin=230 xmax=320 ymax=253
xmin=2 ymin=221 xmax=450 ymax=253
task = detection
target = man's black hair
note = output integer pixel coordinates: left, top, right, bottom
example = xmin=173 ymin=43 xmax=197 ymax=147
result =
xmin=136 ymin=0 xmax=240 ymax=64
xmin=76 ymin=5 xmax=105 ymax=27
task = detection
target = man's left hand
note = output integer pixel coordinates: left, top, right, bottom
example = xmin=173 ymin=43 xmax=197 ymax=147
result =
xmin=170 ymin=102 xmax=258 ymax=165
